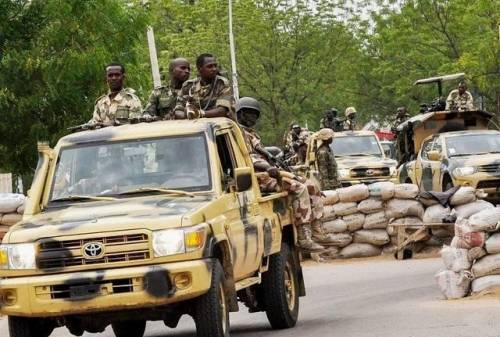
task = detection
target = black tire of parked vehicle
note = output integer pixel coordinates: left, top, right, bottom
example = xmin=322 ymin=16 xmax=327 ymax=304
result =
xmin=194 ymin=260 xmax=230 ymax=337
xmin=8 ymin=316 xmax=54 ymax=337
xmin=111 ymin=320 xmax=146 ymax=337
xmin=262 ymin=242 xmax=299 ymax=329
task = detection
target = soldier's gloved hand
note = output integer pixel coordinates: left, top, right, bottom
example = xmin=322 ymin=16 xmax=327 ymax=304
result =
xmin=186 ymin=108 xmax=199 ymax=120
xmin=267 ymin=167 xmax=280 ymax=179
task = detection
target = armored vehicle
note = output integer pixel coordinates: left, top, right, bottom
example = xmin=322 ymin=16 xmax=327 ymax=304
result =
xmin=0 ymin=118 xmax=305 ymax=337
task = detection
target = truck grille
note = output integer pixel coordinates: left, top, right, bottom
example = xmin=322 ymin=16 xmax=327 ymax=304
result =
xmin=350 ymin=167 xmax=390 ymax=178
xmin=477 ymin=164 xmax=500 ymax=174
xmin=37 ymin=233 xmax=151 ymax=270
xmin=477 ymin=180 xmax=500 ymax=189
xmin=46 ymin=277 xmax=140 ymax=299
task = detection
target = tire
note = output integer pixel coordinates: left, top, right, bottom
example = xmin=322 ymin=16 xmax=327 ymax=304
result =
xmin=111 ymin=320 xmax=146 ymax=337
xmin=8 ymin=316 xmax=54 ymax=337
xmin=261 ymin=242 xmax=299 ymax=329
xmin=194 ymin=261 xmax=229 ymax=337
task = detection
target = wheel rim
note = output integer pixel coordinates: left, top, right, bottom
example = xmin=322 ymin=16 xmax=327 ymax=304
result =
xmin=284 ymin=261 xmax=296 ymax=312
xmin=219 ymin=283 xmax=228 ymax=335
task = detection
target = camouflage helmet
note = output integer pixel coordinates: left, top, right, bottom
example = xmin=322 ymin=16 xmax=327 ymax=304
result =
xmin=236 ymin=97 xmax=261 ymax=117
xmin=345 ymin=106 xmax=357 ymax=117
xmin=316 ymin=128 xmax=334 ymax=141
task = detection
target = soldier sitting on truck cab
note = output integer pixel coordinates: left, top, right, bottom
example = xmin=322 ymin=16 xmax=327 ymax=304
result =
xmin=445 ymin=81 xmax=474 ymax=111
xmin=236 ymin=97 xmax=338 ymax=251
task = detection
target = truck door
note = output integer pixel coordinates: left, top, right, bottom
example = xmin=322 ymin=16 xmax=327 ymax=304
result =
xmin=415 ymin=138 xmax=435 ymax=191
xmin=215 ymin=131 xmax=262 ymax=280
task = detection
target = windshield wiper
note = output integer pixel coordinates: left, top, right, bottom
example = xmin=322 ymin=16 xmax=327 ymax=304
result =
xmin=450 ymin=152 xmax=489 ymax=157
xmin=117 ymin=187 xmax=195 ymax=198
xmin=51 ymin=195 xmax=117 ymax=202
xmin=346 ymin=153 xmax=379 ymax=157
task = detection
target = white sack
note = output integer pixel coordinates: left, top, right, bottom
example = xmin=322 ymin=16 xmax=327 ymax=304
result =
xmin=435 ymin=270 xmax=472 ymax=299
xmin=423 ymin=204 xmax=451 ymax=224
xmin=0 ymin=194 xmax=25 ymax=213
xmin=452 ymin=200 xmax=494 ymax=219
xmin=440 ymin=245 xmax=471 ymax=272
xmin=0 ymin=213 xmax=23 ymax=226
xmin=485 ymin=233 xmax=500 ymax=254
xmin=394 ymin=184 xmax=419 ymax=199
xmin=469 ymin=208 xmax=500 ymax=232
xmin=340 ymin=243 xmax=381 ymax=258
xmin=323 ymin=219 xmax=348 ymax=233
xmin=468 ymin=247 xmax=487 ymax=262
xmin=328 ymin=233 xmax=353 ymax=247
xmin=389 ymin=216 xmax=424 ymax=227
xmin=386 ymin=199 xmax=425 ymax=219
xmin=454 ymin=218 xmax=486 ymax=249
xmin=358 ymin=198 xmax=384 ymax=214
xmin=338 ymin=184 xmax=370 ymax=203
xmin=353 ymin=229 xmax=390 ymax=246
xmin=449 ymin=187 xmax=477 ymax=206
xmin=368 ymin=181 xmax=395 ymax=200
xmin=332 ymin=202 xmax=358 ymax=216
xmin=363 ymin=211 xmax=388 ymax=229
xmin=472 ymin=253 xmax=500 ymax=278
xmin=322 ymin=190 xmax=340 ymax=205
xmin=343 ymin=213 xmax=366 ymax=232
xmin=322 ymin=205 xmax=336 ymax=221
xmin=471 ymin=275 xmax=500 ymax=294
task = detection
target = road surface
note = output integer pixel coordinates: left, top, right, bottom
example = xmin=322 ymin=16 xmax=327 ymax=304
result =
xmin=2 ymin=257 xmax=500 ymax=337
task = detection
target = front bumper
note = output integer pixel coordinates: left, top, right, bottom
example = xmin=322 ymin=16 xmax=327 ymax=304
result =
xmin=340 ymin=177 xmax=398 ymax=186
xmin=454 ymin=173 xmax=500 ymax=199
xmin=0 ymin=259 xmax=212 ymax=317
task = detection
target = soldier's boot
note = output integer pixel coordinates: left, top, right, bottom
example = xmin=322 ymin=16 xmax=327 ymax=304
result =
xmin=311 ymin=219 xmax=339 ymax=246
xmin=297 ymin=224 xmax=324 ymax=252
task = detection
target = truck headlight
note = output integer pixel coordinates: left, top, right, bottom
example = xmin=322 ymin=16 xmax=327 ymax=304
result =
xmin=453 ymin=167 xmax=476 ymax=177
xmin=152 ymin=226 xmax=207 ymax=257
xmin=338 ymin=169 xmax=350 ymax=178
xmin=389 ymin=166 xmax=397 ymax=176
xmin=0 ymin=243 xmax=36 ymax=270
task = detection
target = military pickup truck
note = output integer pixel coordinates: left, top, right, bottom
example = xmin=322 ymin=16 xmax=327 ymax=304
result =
xmin=0 ymin=118 xmax=305 ymax=337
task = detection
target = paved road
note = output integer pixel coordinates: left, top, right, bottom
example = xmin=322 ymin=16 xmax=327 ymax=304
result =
xmin=2 ymin=257 xmax=500 ymax=337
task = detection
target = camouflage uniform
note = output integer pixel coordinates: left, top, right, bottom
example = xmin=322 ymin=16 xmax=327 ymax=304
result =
xmin=392 ymin=114 xmax=410 ymax=131
xmin=320 ymin=117 xmax=336 ymax=130
xmin=144 ymin=85 xmax=180 ymax=120
xmin=175 ymin=75 xmax=235 ymax=119
xmin=316 ymin=144 xmax=340 ymax=190
xmin=445 ymin=89 xmax=474 ymax=111
xmin=91 ymin=88 xmax=142 ymax=124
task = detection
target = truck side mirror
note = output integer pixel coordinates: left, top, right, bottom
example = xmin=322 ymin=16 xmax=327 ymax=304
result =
xmin=428 ymin=150 xmax=441 ymax=161
xmin=234 ymin=167 xmax=252 ymax=192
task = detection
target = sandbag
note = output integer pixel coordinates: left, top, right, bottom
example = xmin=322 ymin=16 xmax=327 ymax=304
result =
xmin=322 ymin=190 xmax=340 ymax=205
xmin=363 ymin=211 xmax=388 ymax=229
xmin=386 ymin=199 xmax=425 ymax=219
xmin=441 ymin=246 xmax=471 ymax=272
xmin=389 ymin=216 xmax=424 ymax=227
xmin=353 ymin=229 xmax=390 ymax=246
xmin=328 ymin=233 xmax=353 ymax=247
xmin=337 ymin=184 xmax=369 ymax=203
xmin=452 ymin=200 xmax=494 ymax=219
xmin=343 ymin=213 xmax=365 ymax=232
xmin=485 ymin=233 xmax=500 ymax=254
xmin=469 ymin=208 xmax=500 ymax=232
xmin=357 ymin=198 xmax=384 ymax=214
xmin=435 ymin=270 xmax=472 ymax=299
xmin=340 ymin=243 xmax=381 ymax=258
xmin=449 ymin=187 xmax=477 ymax=206
xmin=332 ymin=202 xmax=358 ymax=216
xmin=423 ymin=204 xmax=451 ymax=224
xmin=0 ymin=224 xmax=10 ymax=241
xmin=323 ymin=219 xmax=347 ymax=233
xmin=0 ymin=193 xmax=25 ymax=213
xmin=394 ymin=184 xmax=419 ymax=199
xmin=431 ymin=227 xmax=454 ymax=238
xmin=382 ymin=244 xmax=397 ymax=255
xmin=472 ymin=253 xmax=500 ymax=278
xmin=468 ymin=247 xmax=487 ymax=262
xmin=368 ymin=181 xmax=395 ymax=200
xmin=323 ymin=205 xmax=336 ymax=221
xmin=0 ymin=213 xmax=23 ymax=226
xmin=16 ymin=203 xmax=25 ymax=214
xmin=471 ymin=275 xmax=500 ymax=294
xmin=454 ymin=218 xmax=486 ymax=249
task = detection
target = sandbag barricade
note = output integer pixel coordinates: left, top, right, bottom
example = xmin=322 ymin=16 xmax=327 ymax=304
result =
xmin=0 ymin=193 xmax=26 ymax=241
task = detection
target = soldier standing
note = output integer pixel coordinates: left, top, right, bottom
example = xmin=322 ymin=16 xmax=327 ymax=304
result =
xmin=144 ymin=58 xmax=191 ymax=120
xmin=320 ymin=108 xmax=342 ymax=131
xmin=90 ymin=63 xmax=142 ymax=124
xmin=237 ymin=97 xmax=338 ymax=251
xmin=392 ymin=107 xmax=410 ymax=132
xmin=445 ymin=81 xmax=474 ymax=111
xmin=343 ymin=106 xmax=357 ymax=131
xmin=284 ymin=123 xmax=302 ymax=156
xmin=315 ymin=128 xmax=340 ymax=190
xmin=174 ymin=53 xmax=234 ymax=119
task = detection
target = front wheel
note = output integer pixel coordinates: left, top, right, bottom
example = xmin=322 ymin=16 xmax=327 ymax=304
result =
xmin=261 ymin=242 xmax=299 ymax=329
xmin=194 ymin=261 xmax=229 ymax=337
xmin=111 ymin=320 xmax=146 ymax=337
xmin=8 ymin=316 xmax=54 ymax=337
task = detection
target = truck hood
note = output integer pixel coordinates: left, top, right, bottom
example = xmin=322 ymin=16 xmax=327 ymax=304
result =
xmin=335 ymin=155 xmax=397 ymax=169
xmin=6 ymin=195 xmax=213 ymax=243
xmin=448 ymin=153 xmax=500 ymax=168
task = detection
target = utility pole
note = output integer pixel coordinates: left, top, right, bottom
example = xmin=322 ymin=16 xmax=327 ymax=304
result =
xmin=228 ymin=0 xmax=239 ymax=100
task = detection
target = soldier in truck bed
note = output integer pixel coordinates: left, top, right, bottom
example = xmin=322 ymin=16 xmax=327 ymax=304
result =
xmin=446 ymin=81 xmax=474 ymax=111
xmin=236 ymin=97 xmax=338 ymax=251
xmin=174 ymin=53 xmax=235 ymax=120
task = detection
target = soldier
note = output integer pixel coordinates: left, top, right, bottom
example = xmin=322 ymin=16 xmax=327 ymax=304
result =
xmin=446 ymin=81 xmax=474 ymax=111
xmin=315 ymin=128 xmax=341 ymax=190
xmin=237 ymin=97 xmax=338 ymax=251
xmin=320 ymin=108 xmax=342 ymax=131
xmin=144 ymin=58 xmax=191 ymax=120
xmin=392 ymin=106 xmax=410 ymax=132
xmin=90 ymin=63 xmax=142 ymax=124
xmin=284 ymin=123 xmax=302 ymax=156
xmin=343 ymin=106 xmax=357 ymax=131
xmin=174 ymin=53 xmax=234 ymax=120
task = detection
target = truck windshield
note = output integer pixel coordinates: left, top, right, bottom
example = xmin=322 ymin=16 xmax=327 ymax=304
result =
xmin=50 ymin=133 xmax=211 ymax=201
xmin=331 ymin=136 xmax=382 ymax=157
xmin=446 ymin=133 xmax=500 ymax=157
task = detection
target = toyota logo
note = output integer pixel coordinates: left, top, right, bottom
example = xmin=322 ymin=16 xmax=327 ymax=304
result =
xmin=365 ymin=169 xmax=375 ymax=176
xmin=82 ymin=242 xmax=105 ymax=259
